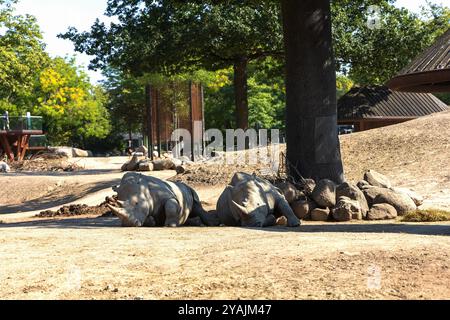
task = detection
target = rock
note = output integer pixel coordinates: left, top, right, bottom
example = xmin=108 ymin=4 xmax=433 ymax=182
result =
xmin=311 ymin=208 xmax=330 ymax=222
xmin=175 ymin=165 xmax=187 ymax=174
xmin=333 ymin=196 xmax=361 ymax=222
xmin=72 ymin=148 xmax=92 ymax=158
xmin=276 ymin=182 xmax=299 ymax=204
xmin=153 ymin=159 xmax=176 ymax=171
xmin=312 ymin=179 xmax=336 ymax=208
xmin=171 ymin=158 xmax=183 ymax=168
xmin=364 ymin=170 xmax=392 ymax=188
xmin=373 ymin=190 xmax=417 ymax=216
xmin=302 ymin=179 xmax=316 ymax=196
xmin=291 ymin=197 xmax=316 ymax=220
xmin=367 ymin=204 xmax=398 ymax=221
xmin=362 ymin=186 xmax=387 ymax=206
xmin=126 ymin=155 xmax=145 ymax=171
xmin=276 ymin=216 xmax=288 ymax=226
xmin=357 ymin=180 xmax=370 ymax=190
xmin=135 ymin=146 xmax=148 ymax=156
xmin=138 ymin=161 xmax=154 ymax=172
xmin=48 ymin=147 xmax=73 ymax=158
xmin=0 ymin=161 xmax=11 ymax=173
xmin=391 ymin=187 xmax=424 ymax=207
xmin=121 ymin=162 xmax=130 ymax=172
xmin=336 ymin=182 xmax=369 ymax=218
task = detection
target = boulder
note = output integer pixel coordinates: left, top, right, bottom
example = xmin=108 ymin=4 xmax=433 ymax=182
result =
xmin=276 ymin=182 xmax=299 ymax=204
xmin=302 ymin=179 xmax=316 ymax=196
xmin=0 ymin=161 xmax=10 ymax=173
xmin=48 ymin=147 xmax=73 ymax=158
xmin=311 ymin=179 xmax=336 ymax=208
xmin=364 ymin=170 xmax=392 ymax=188
xmin=72 ymin=148 xmax=92 ymax=158
xmin=367 ymin=204 xmax=398 ymax=221
xmin=311 ymin=208 xmax=330 ymax=222
xmin=391 ymin=187 xmax=424 ymax=207
xmin=333 ymin=196 xmax=362 ymax=222
xmin=291 ymin=197 xmax=316 ymax=220
xmin=362 ymin=186 xmax=388 ymax=206
xmin=153 ymin=159 xmax=176 ymax=171
xmin=175 ymin=165 xmax=187 ymax=174
xmin=125 ymin=154 xmax=145 ymax=172
xmin=135 ymin=146 xmax=148 ymax=156
xmin=373 ymin=190 xmax=417 ymax=216
xmin=138 ymin=161 xmax=154 ymax=172
xmin=336 ymin=182 xmax=369 ymax=217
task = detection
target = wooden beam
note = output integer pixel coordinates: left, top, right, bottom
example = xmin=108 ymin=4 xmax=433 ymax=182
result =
xmin=0 ymin=134 xmax=14 ymax=162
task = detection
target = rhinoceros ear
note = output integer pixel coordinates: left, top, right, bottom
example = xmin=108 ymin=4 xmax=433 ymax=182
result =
xmin=231 ymin=200 xmax=249 ymax=219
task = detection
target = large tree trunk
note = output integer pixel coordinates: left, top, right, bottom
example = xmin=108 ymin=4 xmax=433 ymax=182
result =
xmin=234 ymin=57 xmax=249 ymax=130
xmin=281 ymin=0 xmax=344 ymax=184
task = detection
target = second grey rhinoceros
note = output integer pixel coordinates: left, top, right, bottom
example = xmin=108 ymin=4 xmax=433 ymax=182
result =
xmin=108 ymin=172 xmax=215 ymax=227
xmin=216 ymin=172 xmax=301 ymax=228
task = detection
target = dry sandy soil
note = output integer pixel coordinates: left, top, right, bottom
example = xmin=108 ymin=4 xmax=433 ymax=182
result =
xmin=0 ymin=111 xmax=449 ymax=300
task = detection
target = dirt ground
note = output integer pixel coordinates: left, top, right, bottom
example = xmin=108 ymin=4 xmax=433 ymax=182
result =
xmin=0 ymin=217 xmax=449 ymax=300
xmin=0 ymin=111 xmax=449 ymax=300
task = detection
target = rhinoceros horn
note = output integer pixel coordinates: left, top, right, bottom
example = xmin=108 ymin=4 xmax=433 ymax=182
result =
xmin=231 ymin=200 xmax=249 ymax=218
xmin=107 ymin=204 xmax=130 ymax=220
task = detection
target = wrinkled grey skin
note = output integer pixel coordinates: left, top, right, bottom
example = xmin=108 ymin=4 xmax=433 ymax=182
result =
xmin=109 ymin=172 xmax=213 ymax=227
xmin=216 ymin=173 xmax=301 ymax=228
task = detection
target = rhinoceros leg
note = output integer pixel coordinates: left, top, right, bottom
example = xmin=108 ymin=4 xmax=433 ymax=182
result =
xmin=263 ymin=214 xmax=277 ymax=227
xmin=275 ymin=198 xmax=301 ymax=227
xmin=164 ymin=199 xmax=181 ymax=227
xmin=187 ymin=186 xmax=221 ymax=227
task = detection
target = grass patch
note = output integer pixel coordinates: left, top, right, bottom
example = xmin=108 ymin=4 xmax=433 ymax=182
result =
xmin=402 ymin=209 xmax=450 ymax=222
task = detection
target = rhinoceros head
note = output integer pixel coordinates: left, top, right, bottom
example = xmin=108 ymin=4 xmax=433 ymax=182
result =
xmin=230 ymin=179 xmax=269 ymax=228
xmin=108 ymin=173 xmax=154 ymax=227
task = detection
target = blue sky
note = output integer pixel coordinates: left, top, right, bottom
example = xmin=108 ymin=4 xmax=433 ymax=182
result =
xmin=13 ymin=0 xmax=450 ymax=84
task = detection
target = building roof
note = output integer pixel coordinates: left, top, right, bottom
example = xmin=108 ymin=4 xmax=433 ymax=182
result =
xmin=338 ymin=85 xmax=448 ymax=120
xmin=387 ymin=29 xmax=450 ymax=93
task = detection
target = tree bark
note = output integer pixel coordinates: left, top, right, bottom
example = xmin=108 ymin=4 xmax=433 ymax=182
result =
xmin=234 ymin=57 xmax=249 ymax=130
xmin=281 ymin=0 xmax=345 ymax=183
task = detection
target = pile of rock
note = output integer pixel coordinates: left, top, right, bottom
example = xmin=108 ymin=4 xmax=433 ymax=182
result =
xmin=121 ymin=153 xmax=191 ymax=173
xmin=47 ymin=147 xmax=93 ymax=158
xmin=277 ymin=170 xmax=422 ymax=222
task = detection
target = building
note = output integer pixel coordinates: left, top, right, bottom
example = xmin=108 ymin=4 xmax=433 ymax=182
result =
xmin=337 ymin=85 xmax=448 ymax=132
xmin=387 ymin=29 xmax=450 ymax=93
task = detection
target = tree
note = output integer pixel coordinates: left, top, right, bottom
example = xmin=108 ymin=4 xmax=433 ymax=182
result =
xmin=0 ymin=0 xmax=49 ymax=114
xmin=282 ymin=0 xmax=345 ymax=183
xmin=61 ymin=0 xmax=284 ymax=130
xmin=332 ymin=0 xmax=450 ymax=84
xmin=33 ymin=57 xmax=111 ymax=147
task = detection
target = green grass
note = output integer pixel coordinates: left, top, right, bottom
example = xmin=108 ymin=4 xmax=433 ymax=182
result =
xmin=402 ymin=209 xmax=450 ymax=222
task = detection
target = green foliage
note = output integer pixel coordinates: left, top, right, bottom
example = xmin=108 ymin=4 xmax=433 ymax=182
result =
xmin=0 ymin=0 xmax=49 ymax=113
xmin=332 ymin=0 xmax=450 ymax=84
xmin=0 ymin=2 xmax=111 ymax=149
xmin=32 ymin=57 xmax=111 ymax=147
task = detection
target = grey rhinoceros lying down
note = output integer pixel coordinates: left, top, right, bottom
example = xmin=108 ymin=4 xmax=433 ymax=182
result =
xmin=216 ymin=172 xmax=301 ymax=228
xmin=108 ymin=172 xmax=215 ymax=227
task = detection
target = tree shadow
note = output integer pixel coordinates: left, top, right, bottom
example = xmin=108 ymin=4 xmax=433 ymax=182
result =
xmin=0 ymin=217 xmax=449 ymax=237
xmin=261 ymin=223 xmax=450 ymax=236
xmin=0 ymin=178 xmax=120 ymax=215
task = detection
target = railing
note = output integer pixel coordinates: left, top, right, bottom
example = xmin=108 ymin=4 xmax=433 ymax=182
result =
xmin=0 ymin=116 xmax=43 ymax=132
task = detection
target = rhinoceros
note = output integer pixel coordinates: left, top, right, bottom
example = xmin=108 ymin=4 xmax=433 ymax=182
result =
xmin=108 ymin=172 xmax=215 ymax=227
xmin=216 ymin=172 xmax=301 ymax=228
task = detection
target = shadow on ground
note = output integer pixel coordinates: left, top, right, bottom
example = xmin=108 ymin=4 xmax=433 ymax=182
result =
xmin=0 ymin=178 xmax=120 ymax=215
xmin=1 ymin=217 xmax=449 ymax=236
